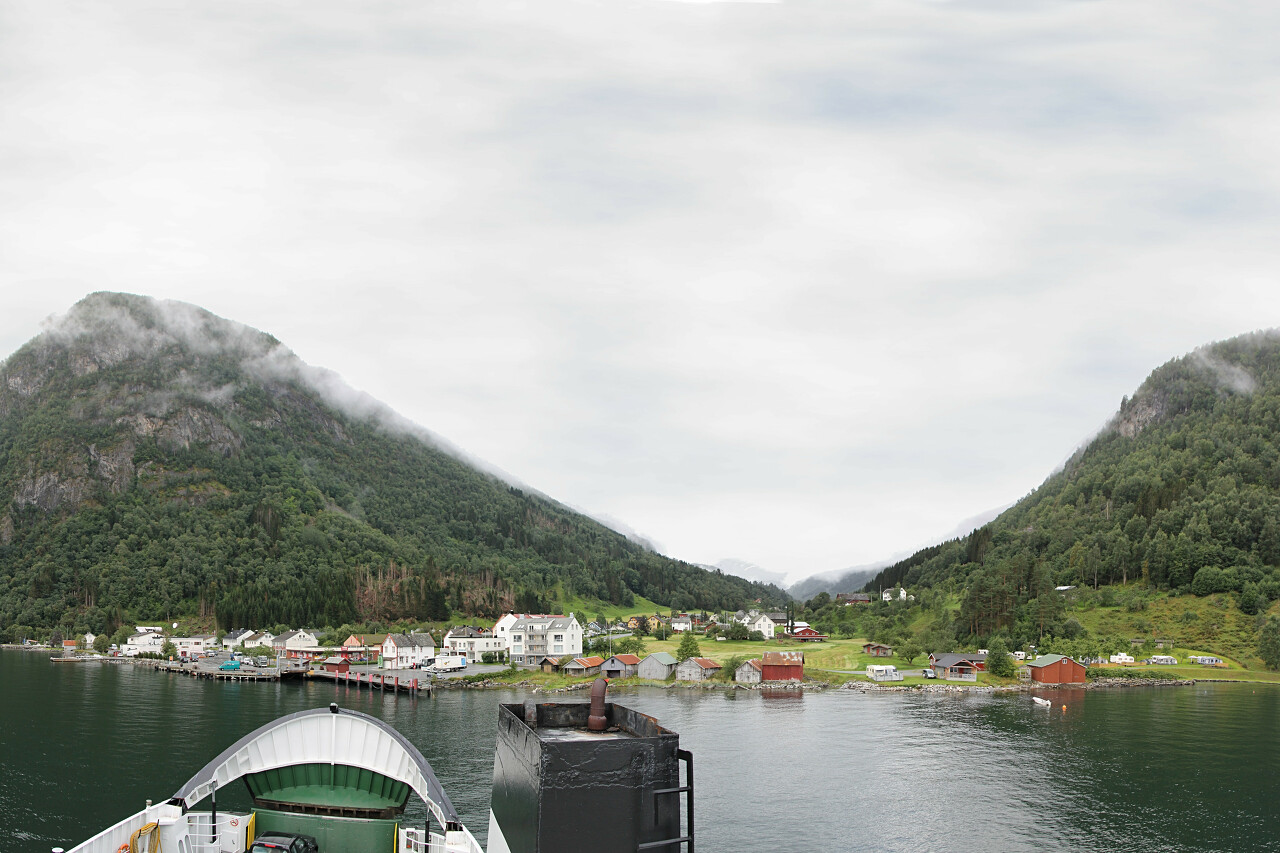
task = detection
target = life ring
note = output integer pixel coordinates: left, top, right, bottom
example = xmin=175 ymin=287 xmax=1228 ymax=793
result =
xmin=117 ymin=844 xmax=130 ymax=853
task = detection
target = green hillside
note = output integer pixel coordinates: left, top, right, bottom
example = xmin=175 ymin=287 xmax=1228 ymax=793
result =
xmin=0 ymin=293 xmax=785 ymax=638
xmin=818 ymin=331 xmax=1280 ymax=664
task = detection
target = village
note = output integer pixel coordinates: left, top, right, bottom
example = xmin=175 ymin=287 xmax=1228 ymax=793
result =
xmin=38 ymin=604 xmax=1238 ymax=690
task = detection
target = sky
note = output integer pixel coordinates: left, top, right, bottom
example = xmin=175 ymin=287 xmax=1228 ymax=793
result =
xmin=3 ymin=0 xmax=1280 ymax=587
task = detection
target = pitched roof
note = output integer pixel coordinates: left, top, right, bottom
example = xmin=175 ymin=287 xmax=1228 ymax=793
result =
xmin=762 ymin=651 xmax=804 ymax=666
xmin=609 ymin=654 xmax=642 ymax=665
xmin=321 ymin=656 xmax=347 ymax=665
xmin=274 ymin=630 xmax=301 ymax=643
xmin=688 ymin=657 xmax=721 ymax=669
xmin=1028 ymin=654 xmax=1077 ymax=668
xmin=931 ymin=653 xmax=986 ymax=668
xmin=737 ymin=659 xmax=762 ymax=671
xmin=644 ymin=652 xmax=677 ymax=666
xmin=566 ymin=656 xmax=605 ymax=668
xmin=386 ymin=633 xmax=435 ymax=648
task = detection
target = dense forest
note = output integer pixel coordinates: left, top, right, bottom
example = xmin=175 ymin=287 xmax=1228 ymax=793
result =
xmin=846 ymin=331 xmax=1280 ymax=651
xmin=0 ymin=293 xmax=785 ymax=638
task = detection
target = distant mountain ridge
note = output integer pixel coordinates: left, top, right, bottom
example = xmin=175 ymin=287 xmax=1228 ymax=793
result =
xmin=0 ymin=293 xmax=786 ymax=635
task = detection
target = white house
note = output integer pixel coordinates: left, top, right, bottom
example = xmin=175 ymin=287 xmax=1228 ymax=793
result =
xmin=222 ymin=629 xmax=254 ymax=649
xmin=382 ymin=633 xmax=436 ymax=669
xmin=240 ymin=631 xmax=275 ymax=651
xmin=670 ymin=615 xmax=693 ymax=633
xmin=173 ymin=635 xmax=216 ymax=658
xmin=123 ymin=632 xmax=165 ymax=657
xmin=272 ymin=630 xmax=320 ymax=658
xmin=443 ymin=627 xmax=506 ymax=658
xmin=509 ymin=615 xmax=582 ymax=665
xmin=746 ymin=612 xmax=776 ymax=638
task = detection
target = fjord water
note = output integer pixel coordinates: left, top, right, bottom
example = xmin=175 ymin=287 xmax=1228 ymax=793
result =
xmin=2 ymin=650 xmax=1275 ymax=853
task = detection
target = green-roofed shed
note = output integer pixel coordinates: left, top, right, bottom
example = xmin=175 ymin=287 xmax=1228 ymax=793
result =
xmin=1028 ymin=654 xmax=1085 ymax=684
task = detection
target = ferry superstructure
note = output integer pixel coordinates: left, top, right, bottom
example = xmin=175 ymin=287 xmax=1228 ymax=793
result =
xmin=57 ymin=681 xmax=693 ymax=853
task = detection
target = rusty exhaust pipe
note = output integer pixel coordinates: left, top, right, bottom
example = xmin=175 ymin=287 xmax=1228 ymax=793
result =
xmin=588 ymin=677 xmax=608 ymax=731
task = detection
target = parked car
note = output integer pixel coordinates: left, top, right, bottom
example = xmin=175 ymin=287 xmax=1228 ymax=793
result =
xmin=921 ymin=668 xmax=937 ymax=679
xmin=249 ymin=832 xmax=318 ymax=853
xmin=255 ymin=656 xmax=271 ymax=667
xmin=219 ymin=660 xmax=241 ymax=671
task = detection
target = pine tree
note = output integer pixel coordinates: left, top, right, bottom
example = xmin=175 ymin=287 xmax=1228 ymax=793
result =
xmin=675 ymin=631 xmax=702 ymax=662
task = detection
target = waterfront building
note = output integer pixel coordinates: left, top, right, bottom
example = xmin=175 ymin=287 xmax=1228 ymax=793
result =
xmin=382 ymin=632 xmax=436 ymax=669
xmin=601 ymin=654 xmax=642 ymax=679
xmin=761 ymin=651 xmax=804 ymax=681
xmin=734 ymin=659 xmax=762 ymax=684
xmin=508 ymin=615 xmax=582 ymax=665
xmin=1027 ymin=654 xmax=1086 ymax=684
xmin=562 ymin=656 xmax=605 ymax=677
xmin=638 ymin=652 xmax=677 ymax=680
xmin=123 ymin=632 xmax=165 ymax=657
xmin=675 ymin=657 xmax=722 ymax=682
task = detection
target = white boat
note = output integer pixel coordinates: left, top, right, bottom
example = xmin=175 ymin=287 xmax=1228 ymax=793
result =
xmin=1032 ymin=696 xmax=1052 ymax=707
xmin=56 ymin=681 xmax=693 ymax=853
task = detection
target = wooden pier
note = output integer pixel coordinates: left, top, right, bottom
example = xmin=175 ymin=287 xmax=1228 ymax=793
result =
xmin=138 ymin=659 xmax=430 ymax=695
xmin=308 ymin=668 xmax=431 ymax=696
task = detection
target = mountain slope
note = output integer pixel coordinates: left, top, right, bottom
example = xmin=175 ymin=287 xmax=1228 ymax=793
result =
xmin=0 ymin=293 xmax=785 ymax=636
xmin=862 ymin=330 xmax=1280 ymax=641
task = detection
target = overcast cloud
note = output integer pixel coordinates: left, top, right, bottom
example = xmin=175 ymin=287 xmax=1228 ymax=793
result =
xmin=3 ymin=0 xmax=1280 ymax=585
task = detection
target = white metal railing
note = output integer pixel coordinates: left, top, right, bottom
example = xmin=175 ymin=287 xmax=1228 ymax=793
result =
xmin=945 ymin=671 xmax=978 ymax=682
xmin=400 ymin=826 xmax=484 ymax=853
xmin=185 ymin=813 xmax=220 ymax=853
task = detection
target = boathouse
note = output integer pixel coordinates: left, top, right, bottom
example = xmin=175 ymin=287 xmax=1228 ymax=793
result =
xmin=675 ymin=657 xmax=722 ymax=682
xmin=601 ymin=654 xmax=641 ymax=679
xmin=761 ymin=651 xmax=804 ymax=681
xmin=562 ymin=656 xmax=605 ymax=677
xmin=637 ymin=652 xmax=677 ymax=680
xmin=1027 ymin=654 xmax=1086 ymax=685
xmin=735 ymin=659 xmax=762 ymax=684
xmin=321 ymin=656 xmax=351 ymax=673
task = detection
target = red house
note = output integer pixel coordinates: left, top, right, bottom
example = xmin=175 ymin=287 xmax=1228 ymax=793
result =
xmin=321 ymin=656 xmax=350 ymax=673
xmin=1027 ymin=654 xmax=1086 ymax=685
xmin=789 ymin=627 xmax=828 ymax=642
xmin=761 ymin=651 xmax=804 ymax=681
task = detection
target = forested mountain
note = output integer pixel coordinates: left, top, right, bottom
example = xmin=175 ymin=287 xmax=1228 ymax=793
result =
xmin=863 ymin=331 xmax=1280 ymax=640
xmin=0 ymin=293 xmax=784 ymax=637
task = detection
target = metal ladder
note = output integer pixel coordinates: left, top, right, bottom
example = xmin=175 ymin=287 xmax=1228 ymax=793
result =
xmin=638 ymin=749 xmax=694 ymax=852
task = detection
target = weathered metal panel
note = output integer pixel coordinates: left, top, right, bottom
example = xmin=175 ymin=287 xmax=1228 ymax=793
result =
xmin=490 ymin=702 xmax=682 ymax=853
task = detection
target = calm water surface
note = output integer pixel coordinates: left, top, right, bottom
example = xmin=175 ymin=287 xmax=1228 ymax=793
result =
xmin=2 ymin=649 xmax=1276 ymax=853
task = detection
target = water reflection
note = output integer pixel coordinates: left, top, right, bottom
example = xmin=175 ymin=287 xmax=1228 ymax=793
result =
xmin=3 ymin=652 xmax=1278 ymax=853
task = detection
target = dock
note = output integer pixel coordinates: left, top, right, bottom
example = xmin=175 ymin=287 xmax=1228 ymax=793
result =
xmin=137 ymin=659 xmax=430 ymax=695
xmin=308 ymin=668 xmax=431 ymax=696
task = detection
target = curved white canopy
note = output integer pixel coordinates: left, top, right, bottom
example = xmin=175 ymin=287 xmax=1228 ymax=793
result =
xmin=170 ymin=705 xmax=460 ymax=828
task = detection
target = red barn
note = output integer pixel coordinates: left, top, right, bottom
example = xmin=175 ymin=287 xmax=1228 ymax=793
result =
xmin=761 ymin=651 xmax=804 ymax=681
xmin=1028 ymin=654 xmax=1086 ymax=685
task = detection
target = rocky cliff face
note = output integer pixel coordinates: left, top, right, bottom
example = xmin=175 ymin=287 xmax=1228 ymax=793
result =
xmin=0 ymin=293 xmax=314 ymax=523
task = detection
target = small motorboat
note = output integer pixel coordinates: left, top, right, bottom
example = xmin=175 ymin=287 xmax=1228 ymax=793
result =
xmin=1032 ymin=696 xmax=1052 ymax=708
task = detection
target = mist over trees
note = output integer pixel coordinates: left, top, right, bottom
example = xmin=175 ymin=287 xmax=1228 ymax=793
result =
xmin=0 ymin=293 xmax=785 ymax=638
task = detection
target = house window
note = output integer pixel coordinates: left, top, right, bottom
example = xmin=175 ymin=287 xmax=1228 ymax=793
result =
xmin=554 ymin=645 xmax=563 ymax=654
xmin=554 ymin=634 xmax=563 ymax=642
